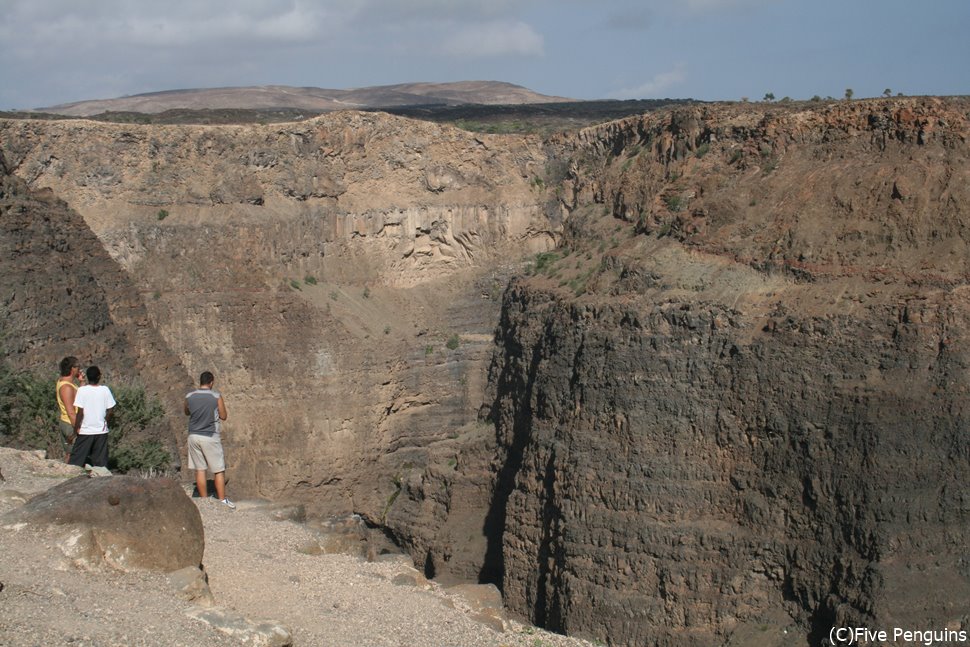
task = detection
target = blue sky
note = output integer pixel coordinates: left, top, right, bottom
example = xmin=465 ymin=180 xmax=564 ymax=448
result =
xmin=0 ymin=0 xmax=967 ymax=110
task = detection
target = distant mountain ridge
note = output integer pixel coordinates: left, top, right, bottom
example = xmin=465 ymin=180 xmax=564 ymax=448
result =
xmin=38 ymin=81 xmax=576 ymax=116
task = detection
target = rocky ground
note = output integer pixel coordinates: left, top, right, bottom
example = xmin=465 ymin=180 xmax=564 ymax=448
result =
xmin=0 ymin=448 xmax=596 ymax=647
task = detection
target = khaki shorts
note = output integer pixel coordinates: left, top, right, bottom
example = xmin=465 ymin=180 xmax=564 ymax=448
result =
xmin=187 ymin=434 xmax=226 ymax=473
xmin=58 ymin=420 xmax=75 ymax=453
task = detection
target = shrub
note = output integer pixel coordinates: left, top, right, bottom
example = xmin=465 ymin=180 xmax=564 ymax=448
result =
xmin=107 ymin=381 xmax=169 ymax=472
xmin=0 ymin=370 xmax=57 ymax=452
xmin=446 ymin=334 xmax=460 ymax=350
xmin=0 ymin=360 xmax=169 ymax=472
xmin=111 ymin=439 xmax=170 ymax=473
xmin=304 ymin=275 xmax=317 ymax=285
xmin=290 ymin=279 xmax=302 ymax=290
xmin=695 ymin=143 xmax=710 ymax=158
xmin=533 ymin=251 xmax=560 ymax=273
xmin=664 ymin=195 xmax=687 ymax=212
xmin=157 ymin=209 xmax=169 ymax=221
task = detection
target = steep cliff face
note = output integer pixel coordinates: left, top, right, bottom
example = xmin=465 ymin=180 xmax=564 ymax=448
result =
xmin=482 ymin=98 xmax=970 ymax=645
xmin=0 ymin=112 xmax=556 ymax=550
xmin=0 ymin=152 xmax=190 ymax=454
xmin=2 ymin=98 xmax=968 ymax=646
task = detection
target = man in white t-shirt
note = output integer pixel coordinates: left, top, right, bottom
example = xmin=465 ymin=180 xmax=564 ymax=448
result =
xmin=69 ymin=366 xmax=116 ymax=469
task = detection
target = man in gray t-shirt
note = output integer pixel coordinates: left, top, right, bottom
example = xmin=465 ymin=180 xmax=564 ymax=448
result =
xmin=184 ymin=371 xmax=234 ymax=509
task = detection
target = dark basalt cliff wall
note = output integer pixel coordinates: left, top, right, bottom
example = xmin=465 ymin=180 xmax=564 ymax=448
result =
xmin=486 ymin=283 xmax=970 ymax=646
xmin=473 ymin=99 xmax=970 ymax=645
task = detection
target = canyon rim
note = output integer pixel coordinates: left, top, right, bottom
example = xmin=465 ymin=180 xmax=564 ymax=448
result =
xmin=1 ymin=96 xmax=969 ymax=646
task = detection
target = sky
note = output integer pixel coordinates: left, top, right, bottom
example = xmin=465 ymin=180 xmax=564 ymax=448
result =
xmin=0 ymin=0 xmax=968 ymax=111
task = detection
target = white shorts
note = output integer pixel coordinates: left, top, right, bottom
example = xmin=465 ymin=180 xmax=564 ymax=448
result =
xmin=187 ymin=434 xmax=226 ymax=473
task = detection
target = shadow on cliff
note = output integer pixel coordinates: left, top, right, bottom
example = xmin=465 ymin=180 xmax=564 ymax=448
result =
xmin=478 ymin=333 xmax=544 ymax=596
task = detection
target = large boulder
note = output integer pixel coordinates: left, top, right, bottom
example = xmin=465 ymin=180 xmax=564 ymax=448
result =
xmin=3 ymin=475 xmax=203 ymax=572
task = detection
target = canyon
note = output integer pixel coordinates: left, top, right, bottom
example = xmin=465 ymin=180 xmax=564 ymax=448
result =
xmin=1 ymin=96 xmax=968 ymax=646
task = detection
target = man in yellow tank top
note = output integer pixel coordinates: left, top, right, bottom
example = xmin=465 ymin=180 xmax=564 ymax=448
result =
xmin=55 ymin=356 xmax=83 ymax=462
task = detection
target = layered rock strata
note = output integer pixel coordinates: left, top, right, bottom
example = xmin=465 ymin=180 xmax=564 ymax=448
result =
xmin=0 ymin=112 xmax=555 ymax=533
xmin=481 ymin=98 xmax=970 ymax=645
xmin=2 ymin=98 xmax=969 ymax=646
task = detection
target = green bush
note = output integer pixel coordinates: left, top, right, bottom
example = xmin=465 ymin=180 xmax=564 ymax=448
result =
xmin=111 ymin=439 xmax=170 ymax=473
xmin=0 ymin=370 xmax=58 ymax=452
xmin=157 ymin=209 xmax=169 ymax=221
xmin=0 ymin=367 xmax=169 ymax=472
xmin=446 ymin=334 xmax=460 ymax=350
xmin=304 ymin=275 xmax=317 ymax=285
xmin=0 ymin=312 xmax=173 ymax=471
xmin=533 ymin=251 xmax=560 ymax=273
xmin=108 ymin=381 xmax=169 ymax=472
xmin=664 ymin=195 xmax=687 ymax=212
xmin=111 ymin=382 xmax=166 ymax=441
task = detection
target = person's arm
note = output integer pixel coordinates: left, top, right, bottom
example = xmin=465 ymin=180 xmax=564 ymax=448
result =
xmin=217 ymin=396 xmax=227 ymax=421
xmin=59 ymin=383 xmax=78 ymax=426
xmin=73 ymin=407 xmax=84 ymax=434
xmin=106 ymin=407 xmax=114 ymax=426
xmin=184 ymin=398 xmax=191 ymax=416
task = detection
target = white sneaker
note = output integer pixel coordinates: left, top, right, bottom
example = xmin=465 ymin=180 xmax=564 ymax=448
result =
xmin=220 ymin=498 xmax=236 ymax=510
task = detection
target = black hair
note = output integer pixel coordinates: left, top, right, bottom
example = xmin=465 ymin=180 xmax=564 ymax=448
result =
xmin=85 ymin=366 xmax=101 ymax=385
xmin=59 ymin=356 xmax=79 ymax=377
xmin=199 ymin=371 xmax=214 ymax=386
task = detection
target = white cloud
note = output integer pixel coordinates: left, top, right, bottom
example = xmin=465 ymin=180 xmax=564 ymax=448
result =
xmin=441 ymin=21 xmax=545 ymax=58
xmin=609 ymin=63 xmax=688 ymax=99
xmin=118 ymin=5 xmax=328 ymax=46
xmin=0 ymin=0 xmax=333 ymax=51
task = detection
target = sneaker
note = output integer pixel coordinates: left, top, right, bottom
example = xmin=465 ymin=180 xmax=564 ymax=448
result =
xmin=220 ymin=498 xmax=236 ymax=510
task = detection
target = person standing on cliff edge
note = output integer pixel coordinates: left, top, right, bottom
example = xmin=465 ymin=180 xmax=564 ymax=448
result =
xmin=55 ymin=356 xmax=84 ymax=462
xmin=184 ymin=371 xmax=235 ymax=509
xmin=69 ymin=365 xmax=115 ymax=472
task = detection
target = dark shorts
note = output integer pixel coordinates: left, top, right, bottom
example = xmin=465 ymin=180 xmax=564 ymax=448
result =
xmin=69 ymin=434 xmax=108 ymax=468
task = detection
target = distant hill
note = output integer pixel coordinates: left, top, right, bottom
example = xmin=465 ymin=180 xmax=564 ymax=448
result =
xmin=37 ymin=81 xmax=576 ymax=116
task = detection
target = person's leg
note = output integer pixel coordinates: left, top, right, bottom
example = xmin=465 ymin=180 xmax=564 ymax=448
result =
xmin=58 ymin=421 xmax=74 ymax=463
xmin=68 ymin=435 xmax=93 ymax=467
xmin=213 ymin=471 xmax=226 ymax=500
xmin=90 ymin=434 xmax=109 ymax=468
xmin=195 ymin=470 xmax=208 ymax=497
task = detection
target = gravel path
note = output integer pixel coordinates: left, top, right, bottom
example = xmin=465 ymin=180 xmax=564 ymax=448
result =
xmin=0 ymin=448 xmax=596 ymax=647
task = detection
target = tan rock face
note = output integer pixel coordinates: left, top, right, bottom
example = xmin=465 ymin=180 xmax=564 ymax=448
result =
xmin=3 ymin=98 xmax=970 ymax=646
xmin=0 ymin=111 xmax=558 ymax=530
